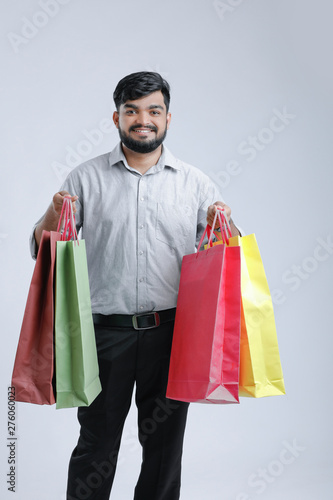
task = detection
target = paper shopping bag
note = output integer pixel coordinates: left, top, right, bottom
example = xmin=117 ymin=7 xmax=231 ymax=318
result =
xmin=12 ymin=230 xmax=61 ymax=405
xmin=166 ymin=238 xmax=241 ymax=404
xmin=228 ymin=234 xmax=285 ymax=397
xmin=55 ymin=239 xmax=102 ymax=409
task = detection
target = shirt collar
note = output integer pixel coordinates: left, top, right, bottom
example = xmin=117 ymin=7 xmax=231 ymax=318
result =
xmin=108 ymin=142 xmax=181 ymax=174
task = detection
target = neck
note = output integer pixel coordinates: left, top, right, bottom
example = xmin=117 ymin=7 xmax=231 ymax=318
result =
xmin=121 ymin=144 xmax=163 ymax=174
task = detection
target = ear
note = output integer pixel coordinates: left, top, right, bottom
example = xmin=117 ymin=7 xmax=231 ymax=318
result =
xmin=113 ymin=111 xmax=119 ymax=129
xmin=166 ymin=112 xmax=171 ymax=130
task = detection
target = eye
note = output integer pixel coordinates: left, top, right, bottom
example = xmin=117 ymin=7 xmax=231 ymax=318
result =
xmin=151 ymin=111 xmax=160 ymax=116
xmin=126 ymin=110 xmax=136 ymax=115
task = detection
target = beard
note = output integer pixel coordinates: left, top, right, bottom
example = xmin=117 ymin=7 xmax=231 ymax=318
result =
xmin=118 ymin=123 xmax=168 ymax=154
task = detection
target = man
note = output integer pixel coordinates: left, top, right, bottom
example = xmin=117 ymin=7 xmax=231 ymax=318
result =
xmin=31 ymin=72 xmax=240 ymax=500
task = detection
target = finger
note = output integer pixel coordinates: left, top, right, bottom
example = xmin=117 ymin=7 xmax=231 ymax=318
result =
xmin=53 ymin=193 xmax=66 ymax=214
xmin=53 ymin=192 xmax=78 ymax=215
xmin=215 ymin=203 xmax=231 ymax=221
xmin=206 ymin=212 xmax=220 ymax=229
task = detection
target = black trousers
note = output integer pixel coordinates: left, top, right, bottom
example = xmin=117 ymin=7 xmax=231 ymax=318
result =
xmin=66 ymin=320 xmax=189 ymax=500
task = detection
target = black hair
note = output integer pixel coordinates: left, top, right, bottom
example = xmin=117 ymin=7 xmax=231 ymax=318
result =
xmin=113 ymin=71 xmax=170 ymax=111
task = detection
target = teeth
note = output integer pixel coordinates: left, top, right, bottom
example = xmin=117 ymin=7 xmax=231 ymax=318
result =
xmin=135 ymin=129 xmax=151 ymax=133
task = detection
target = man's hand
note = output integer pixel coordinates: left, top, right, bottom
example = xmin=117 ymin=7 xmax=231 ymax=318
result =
xmin=53 ymin=191 xmax=78 ymax=215
xmin=207 ymin=202 xmax=231 ymax=228
xmin=34 ymin=191 xmax=78 ymax=249
xmin=207 ymin=201 xmax=241 ymax=237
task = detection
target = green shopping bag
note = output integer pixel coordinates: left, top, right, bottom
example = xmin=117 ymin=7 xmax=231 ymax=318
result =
xmin=54 ymin=198 xmax=101 ymax=409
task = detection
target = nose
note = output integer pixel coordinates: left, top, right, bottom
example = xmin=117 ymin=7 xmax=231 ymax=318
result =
xmin=135 ymin=110 xmax=151 ymax=126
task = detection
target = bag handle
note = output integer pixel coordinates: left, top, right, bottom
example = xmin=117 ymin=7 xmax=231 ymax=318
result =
xmin=208 ymin=208 xmax=231 ymax=246
xmin=213 ymin=207 xmax=232 ymax=246
xmin=56 ymin=195 xmax=79 ymax=243
xmin=197 ymin=207 xmax=231 ymax=251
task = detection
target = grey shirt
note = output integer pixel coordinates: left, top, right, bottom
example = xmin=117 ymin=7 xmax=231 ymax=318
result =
xmin=30 ymin=143 xmax=222 ymax=315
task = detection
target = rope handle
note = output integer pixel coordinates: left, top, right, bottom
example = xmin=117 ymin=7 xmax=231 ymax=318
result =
xmin=211 ymin=207 xmax=232 ymax=245
xmin=56 ymin=195 xmax=79 ymax=244
xmin=197 ymin=207 xmax=232 ymax=251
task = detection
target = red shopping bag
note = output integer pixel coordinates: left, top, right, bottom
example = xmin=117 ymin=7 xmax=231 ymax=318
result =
xmin=166 ymin=210 xmax=241 ymax=403
xmin=12 ymin=230 xmax=61 ymax=404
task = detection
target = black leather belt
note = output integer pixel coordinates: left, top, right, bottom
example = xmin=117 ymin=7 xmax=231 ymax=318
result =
xmin=92 ymin=308 xmax=176 ymax=331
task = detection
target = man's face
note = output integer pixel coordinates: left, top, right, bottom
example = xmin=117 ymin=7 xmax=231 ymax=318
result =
xmin=113 ymin=91 xmax=171 ymax=154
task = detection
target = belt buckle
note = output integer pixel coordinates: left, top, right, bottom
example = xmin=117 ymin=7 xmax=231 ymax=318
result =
xmin=132 ymin=312 xmax=160 ymax=330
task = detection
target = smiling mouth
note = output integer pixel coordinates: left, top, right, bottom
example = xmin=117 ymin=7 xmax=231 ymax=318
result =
xmin=133 ymin=128 xmax=155 ymax=135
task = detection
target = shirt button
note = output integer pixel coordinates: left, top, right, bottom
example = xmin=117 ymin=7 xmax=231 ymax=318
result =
xmin=139 ymin=277 xmax=144 ymax=282
xmin=139 ymin=251 xmax=144 ymax=256
xmin=139 ymin=224 xmax=144 ymax=229
xmin=139 ymin=305 xmax=144 ymax=310
xmin=140 ymin=197 xmax=144 ymax=201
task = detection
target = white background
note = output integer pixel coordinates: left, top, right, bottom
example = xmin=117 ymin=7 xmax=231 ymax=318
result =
xmin=1 ymin=1 xmax=333 ymax=499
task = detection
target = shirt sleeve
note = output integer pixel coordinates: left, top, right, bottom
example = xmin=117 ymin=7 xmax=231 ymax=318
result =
xmin=29 ymin=216 xmax=43 ymax=260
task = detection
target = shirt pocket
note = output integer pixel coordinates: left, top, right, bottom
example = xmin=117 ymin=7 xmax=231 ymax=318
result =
xmin=155 ymin=202 xmax=193 ymax=251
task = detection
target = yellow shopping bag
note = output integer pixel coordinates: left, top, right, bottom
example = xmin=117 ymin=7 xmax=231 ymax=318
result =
xmin=212 ymin=233 xmax=285 ymax=397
